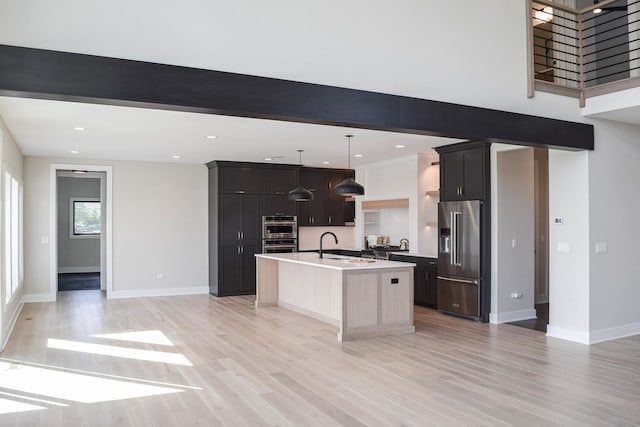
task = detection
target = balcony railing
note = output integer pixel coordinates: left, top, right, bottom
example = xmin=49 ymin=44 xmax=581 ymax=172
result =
xmin=528 ymin=0 xmax=640 ymax=105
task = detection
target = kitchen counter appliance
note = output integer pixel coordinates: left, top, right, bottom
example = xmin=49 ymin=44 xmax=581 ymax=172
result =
xmin=262 ymin=216 xmax=297 ymax=253
xmin=437 ymin=200 xmax=482 ymax=320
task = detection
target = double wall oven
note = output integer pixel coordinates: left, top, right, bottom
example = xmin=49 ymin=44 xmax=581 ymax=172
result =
xmin=262 ymin=216 xmax=298 ymax=253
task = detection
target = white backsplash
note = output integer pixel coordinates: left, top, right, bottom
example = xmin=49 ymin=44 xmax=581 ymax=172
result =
xmin=298 ymin=226 xmax=356 ymax=250
xmin=376 ymin=208 xmax=410 ymax=246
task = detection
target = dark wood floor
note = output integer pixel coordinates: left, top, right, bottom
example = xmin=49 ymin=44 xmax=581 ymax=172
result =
xmin=57 ymin=272 xmax=100 ymax=291
xmin=505 ymin=303 xmax=549 ymax=332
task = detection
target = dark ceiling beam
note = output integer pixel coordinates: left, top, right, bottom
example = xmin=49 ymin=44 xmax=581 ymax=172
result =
xmin=0 ymin=44 xmax=593 ymax=150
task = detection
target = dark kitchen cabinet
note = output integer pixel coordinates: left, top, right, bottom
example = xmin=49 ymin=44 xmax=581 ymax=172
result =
xmin=438 ymin=143 xmax=488 ymax=201
xmin=389 ymin=254 xmax=438 ymax=308
xmin=262 ymin=167 xmax=298 ymax=216
xmin=220 ymin=166 xmax=261 ymax=194
xmin=208 ymin=161 xmax=264 ymax=297
xmin=298 ymin=168 xmax=354 ymax=226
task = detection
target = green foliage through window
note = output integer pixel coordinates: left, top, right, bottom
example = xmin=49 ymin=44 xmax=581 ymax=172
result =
xmin=74 ymin=201 xmax=101 ymax=235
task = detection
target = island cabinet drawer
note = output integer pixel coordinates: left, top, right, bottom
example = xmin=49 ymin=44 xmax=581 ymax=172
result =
xmin=380 ymin=271 xmax=413 ymax=324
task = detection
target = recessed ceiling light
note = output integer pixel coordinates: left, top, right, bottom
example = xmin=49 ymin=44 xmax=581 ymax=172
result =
xmin=73 ymin=127 xmax=86 ymax=131
xmin=72 ymin=170 xmax=88 ymax=174
xmin=172 ymin=155 xmax=181 ymax=159
xmin=205 ymin=135 xmax=217 ymax=139
xmin=593 ymin=7 xmax=602 ymax=13
xmin=264 ymin=157 xmax=273 ymax=161
xmin=354 ymin=154 xmax=363 ymax=158
xmin=395 ymin=144 xmax=405 ymax=148
xmin=322 ymin=161 xmax=331 ymax=165
xmin=70 ymin=150 xmax=79 ymax=154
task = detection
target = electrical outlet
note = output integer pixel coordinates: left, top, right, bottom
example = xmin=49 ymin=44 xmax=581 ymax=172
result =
xmin=558 ymin=242 xmax=570 ymax=253
xmin=510 ymin=292 xmax=523 ymax=299
xmin=512 ymin=239 xmax=517 ymax=248
xmin=41 ymin=236 xmax=49 ymax=244
xmin=595 ymin=242 xmax=608 ymax=253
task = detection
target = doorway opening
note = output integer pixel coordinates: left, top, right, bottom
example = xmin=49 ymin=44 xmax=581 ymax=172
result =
xmin=504 ymin=148 xmax=549 ymax=332
xmin=50 ymin=164 xmax=112 ymax=300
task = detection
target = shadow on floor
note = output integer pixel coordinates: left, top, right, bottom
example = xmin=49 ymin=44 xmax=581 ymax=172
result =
xmin=505 ymin=303 xmax=549 ymax=333
xmin=58 ymin=272 xmax=100 ymax=291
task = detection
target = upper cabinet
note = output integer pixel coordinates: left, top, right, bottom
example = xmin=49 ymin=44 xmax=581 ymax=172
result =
xmin=437 ymin=142 xmax=489 ymax=201
xmin=262 ymin=167 xmax=298 ymax=216
xmin=298 ymin=168 xmax=354 ymax=226
xmin=219 ymin=166 xmax=261 ymax=194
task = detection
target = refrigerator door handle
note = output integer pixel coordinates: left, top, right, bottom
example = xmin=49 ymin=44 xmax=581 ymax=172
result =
xmin=452 ymin=211 xmax=462 ymax=266
xmin=437 ymin=276 xmax=478 ymax=285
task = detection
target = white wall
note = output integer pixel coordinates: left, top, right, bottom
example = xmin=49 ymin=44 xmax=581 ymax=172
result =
xmin=490 ymin=147 xmax=535 ymax=324
xmin=547 ymin=150 xmax=591 ymax=343
xmin=57 ymin=176 xmax=101 ymax=272
xmin=587 ymin=120 xmax=640 ymax=342
xmin=24 ymin=157 xmax=208 ymax=299
xmin=298 ymin=226 xmax=356 ymax=250
xmin=355 ymin=154 xmax=438 ymax=254
xmin=0 ymin=115 xmax=24 ymax=350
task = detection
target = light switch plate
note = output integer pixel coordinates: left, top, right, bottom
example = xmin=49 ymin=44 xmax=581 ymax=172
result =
xmin=558 ymin=242 xmax=570 ymax=252
xmin=554 ymin=217 xmax=564 ymax=225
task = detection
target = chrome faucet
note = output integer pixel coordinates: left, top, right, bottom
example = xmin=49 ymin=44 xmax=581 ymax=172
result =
xmin=319 ymin=232 xmax=338 ymax=259
xmin=400 ymin=238 xmax=409 ymax=251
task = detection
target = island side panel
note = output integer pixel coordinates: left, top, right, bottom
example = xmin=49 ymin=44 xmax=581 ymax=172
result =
xmin=255 ymin=257 xmax=279 ymax=307
xmin=277 ymin=262 xmax=342 ymax=326
xmin=340 ymin=267 xmax=415 ymax=341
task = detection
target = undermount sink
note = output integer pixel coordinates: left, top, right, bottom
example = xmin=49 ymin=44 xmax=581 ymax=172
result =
xmin=343 ymin=259 xmax=375 ymax=264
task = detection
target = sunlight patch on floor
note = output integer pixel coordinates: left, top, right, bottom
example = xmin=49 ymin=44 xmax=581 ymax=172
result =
xmin=47 ymin=338 xmax=192 ymax=366
xmin=0 ymin=361 xmax=184 ymax=404
xmin=0 ymin=397 xmax=45 ymax=415
xmin=91 ymin=330 xmax=174 ymax=346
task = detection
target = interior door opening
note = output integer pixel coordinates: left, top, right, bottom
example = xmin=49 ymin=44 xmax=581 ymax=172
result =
xmin=50 ymin=164 xmax=112 ymax=300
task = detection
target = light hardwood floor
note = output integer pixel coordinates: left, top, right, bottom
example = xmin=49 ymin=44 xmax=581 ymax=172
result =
xmin=1 ymin=290 xmax=639 ymax=426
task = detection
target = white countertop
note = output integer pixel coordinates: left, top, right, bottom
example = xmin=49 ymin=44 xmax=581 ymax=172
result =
xmin=256 ymin=252 xmax=416 ymax=271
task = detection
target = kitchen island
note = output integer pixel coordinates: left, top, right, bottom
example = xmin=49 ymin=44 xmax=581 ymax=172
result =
xmin=255 ymin=252 xmax=416 ymax=341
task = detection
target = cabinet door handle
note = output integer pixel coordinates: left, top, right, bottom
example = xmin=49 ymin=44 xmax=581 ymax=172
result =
xmin=329 ymin=216 xmax=332 ymax=224
xmin=237 ymin=245 xmax=241 ymax=254
xmin=275 ymin=192 xmax=284 ymax=195
xmin=235 ymin=190 xmax=245 ymax=194
xmin=237 ymin=231 xmax=241 ymax=240
xmin=241 ymin=245 xmax=244 ymax=254
xmin=241 ymin=231 xmax=244 ymax=240
xmin=460 ymin=186 xmax=463 ymax=196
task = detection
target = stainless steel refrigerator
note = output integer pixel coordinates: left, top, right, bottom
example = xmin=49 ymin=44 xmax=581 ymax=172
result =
xmin=437 ymin=200 xmax=482 ymax=320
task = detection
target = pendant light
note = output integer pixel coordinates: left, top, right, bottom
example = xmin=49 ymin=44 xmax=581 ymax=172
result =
xmin=288 ymin=149 xmax=314 ymax=201
xmin=334 ymin=135 xmax=365 ymax=196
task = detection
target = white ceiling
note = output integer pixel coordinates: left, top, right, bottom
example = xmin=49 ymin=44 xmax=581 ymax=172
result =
xmin=0 ymin=96 xmax=460 ymax=167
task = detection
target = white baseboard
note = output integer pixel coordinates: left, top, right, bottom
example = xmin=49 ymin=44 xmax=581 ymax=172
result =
xmin=589 ymin=322 xmax=640 ymax=344
xmin=546 ymin=325 xmax=590 ymax=345
xmin=58 ymin=266 xmax=100 ymax=274
xmin=489 ymin=309 xmax=537 ymax=324
xmin=108 ymin=286 xmax=209 ymax=299
xmin=1 ymin=302 xmax=24 ymax=351
xmin=22 ymin=293 xmax=56 ymax=303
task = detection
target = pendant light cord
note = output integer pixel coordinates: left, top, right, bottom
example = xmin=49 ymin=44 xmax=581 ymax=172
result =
xmin=346 ymin=134 xmax=353 ymax=169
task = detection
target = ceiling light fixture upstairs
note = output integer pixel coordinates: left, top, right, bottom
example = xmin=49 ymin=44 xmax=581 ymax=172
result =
xmin=264 ymin=157 xmax=273 ymax=161
xmin=73 ymin=127 xmax=86 ymax=131
xmin=334 ymin=135 xmax=365 ymax=197
xmin=288 ymin=149 xmax=314 ymax=202
xmin=354 ymin=154 xmax=363 ymax=158
xmin=322 ymin=161 xmax=331 ymax=164
xmin=172 ymin=155 xmax=181 ymax=159
xmin=70 ymin=150 xmax=79 ymax=154
xmin=395 ymin=144 xmax=405 ymax=148
xmin=205 ymin=135 xmax=217 ymax=139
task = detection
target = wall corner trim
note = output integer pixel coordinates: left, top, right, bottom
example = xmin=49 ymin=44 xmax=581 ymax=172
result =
xmin=22 ymin=293 xmax=56 ymax=303
xmin=546 ymin=325 xmax=590 ymax=345
xmin=589 ymin=322 xmax=640 ymax=345
xmin=1 ymin=302 xmax=24 ymax=351
xmin=108 ymin=286 xmax=209 ymax=299
xmin=490 ymin=309 xmax=537 ymax=324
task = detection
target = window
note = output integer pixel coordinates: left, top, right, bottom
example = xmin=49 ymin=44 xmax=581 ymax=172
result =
xmin=4 ymin=169 xmax=23 ymax=303
xmin=70 ymin=198 xmax=101 ymax=238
